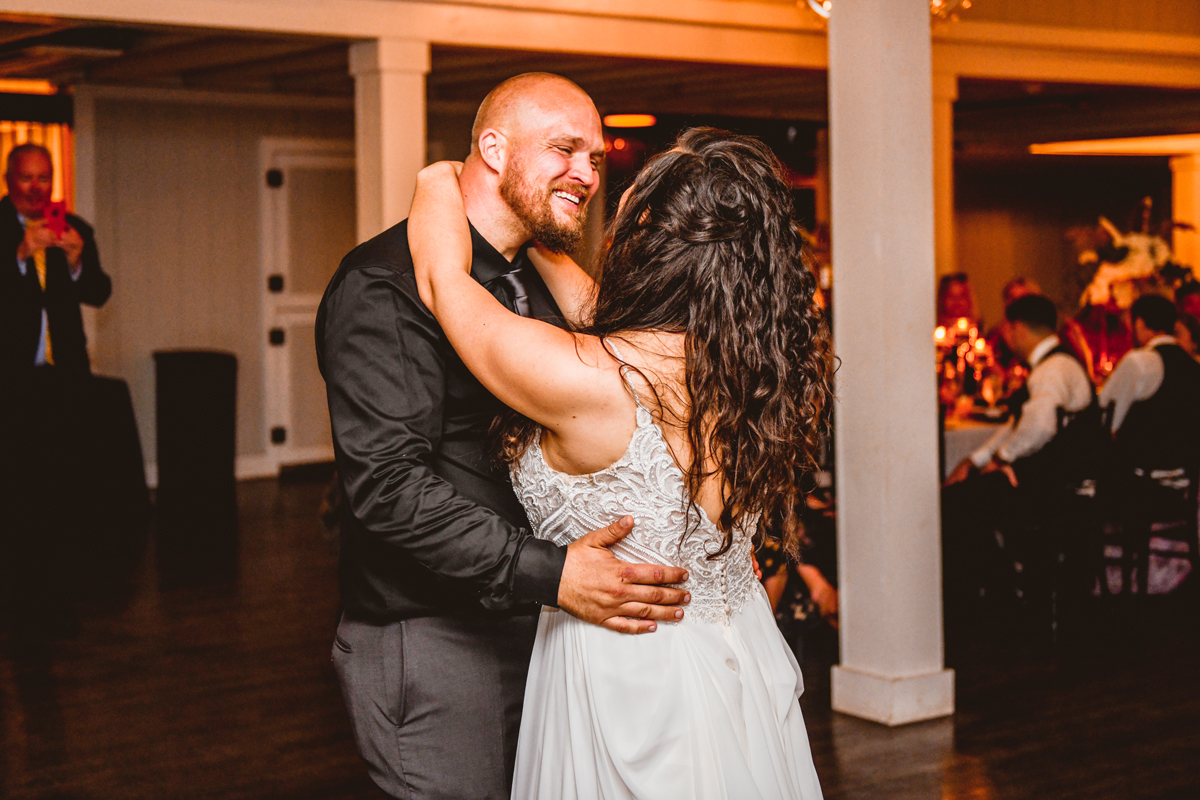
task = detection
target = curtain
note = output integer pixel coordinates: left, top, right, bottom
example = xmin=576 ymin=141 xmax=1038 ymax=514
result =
xmin=1 ymin=120 xmax=73 ymax=206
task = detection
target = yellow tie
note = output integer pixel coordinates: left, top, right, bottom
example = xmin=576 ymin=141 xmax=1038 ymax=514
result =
xmin=32 ymin=248 xmax=54 ymax=366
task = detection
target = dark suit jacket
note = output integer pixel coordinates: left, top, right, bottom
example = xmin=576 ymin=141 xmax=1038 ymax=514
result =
xmin=0 ymin=195 xmax=111 ymax=377
xmin=316 ymin=219 xmax=568 ymax=621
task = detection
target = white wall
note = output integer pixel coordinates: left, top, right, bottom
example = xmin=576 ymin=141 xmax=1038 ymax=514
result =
xmin=88 ymin=95 xmax=353 ymax=476
xmin=955 ymin=159 xmax=1173 ymax=328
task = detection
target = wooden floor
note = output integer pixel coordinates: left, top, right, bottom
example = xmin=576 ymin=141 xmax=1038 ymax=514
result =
xmin=2 ymin=477 xmax=1197 ymax=800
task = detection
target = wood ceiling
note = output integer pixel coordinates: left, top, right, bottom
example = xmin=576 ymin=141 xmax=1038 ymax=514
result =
xmin=0 ymin=18 xmax=350 ymax=95
xmin=428 ymin=46 xmax=829 ymax=120
xmin=1 ymin=15 xmax=1199 ymax=158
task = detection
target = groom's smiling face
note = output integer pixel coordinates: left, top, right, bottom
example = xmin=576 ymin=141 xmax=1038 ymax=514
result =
xmin=499 ymin=94 xmax=604 ymax=254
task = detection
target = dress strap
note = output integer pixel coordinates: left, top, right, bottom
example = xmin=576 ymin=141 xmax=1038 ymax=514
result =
xmin=601 ymin=337 xmax=645 ymax=408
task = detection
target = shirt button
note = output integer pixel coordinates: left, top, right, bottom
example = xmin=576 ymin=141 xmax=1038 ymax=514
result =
xmin=726 ymin=659 xmax=738 ymax=672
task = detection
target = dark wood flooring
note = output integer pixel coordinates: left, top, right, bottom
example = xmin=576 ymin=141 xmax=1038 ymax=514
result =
xmin=2 ymin=477 xmax=1197 ymax=799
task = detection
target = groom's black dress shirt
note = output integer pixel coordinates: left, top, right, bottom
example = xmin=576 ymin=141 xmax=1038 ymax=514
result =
xmin=316 ymin=220 xmax=568 ymax=620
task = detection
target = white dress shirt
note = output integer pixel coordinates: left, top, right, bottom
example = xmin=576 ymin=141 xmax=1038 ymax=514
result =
xmin=15 ymin=211 xmax=83 ymax=366
xmin=1098 ymin=334 xmax=1177 ymax=433
xmin=970 ymin=335 xmax=1095 ymax=468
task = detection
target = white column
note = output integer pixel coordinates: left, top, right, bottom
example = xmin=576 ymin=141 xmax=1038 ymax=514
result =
xmin=933 ymin=70 xmax=958 ymax=276
xmin=1172 ymin=154 xmax=1200 ymax=272
xmin=827 ymin=0 xmax=954 ymax=726
xmin=349 ymin=38 xmax=430 ymax=243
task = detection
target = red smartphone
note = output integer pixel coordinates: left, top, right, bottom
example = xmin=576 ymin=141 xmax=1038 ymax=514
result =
xmin=45 ymin=201 xmax=69 ymax=237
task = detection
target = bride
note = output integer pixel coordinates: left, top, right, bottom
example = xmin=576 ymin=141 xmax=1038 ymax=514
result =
xmin=408 ymin=128 xmax=828 ymax=800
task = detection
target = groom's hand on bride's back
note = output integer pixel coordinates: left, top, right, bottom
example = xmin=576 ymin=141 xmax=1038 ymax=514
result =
xmin=558 ymin=516 xmax=690 ymax=635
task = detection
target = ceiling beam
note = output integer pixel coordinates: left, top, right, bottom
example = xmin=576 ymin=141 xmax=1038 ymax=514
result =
xmin=181 ymin=43 xmax=346 ymax=84
xmin=87 ymin=35 xmax=330 ymax=82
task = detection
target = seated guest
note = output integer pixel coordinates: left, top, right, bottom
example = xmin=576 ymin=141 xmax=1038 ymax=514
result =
xmin=1100 ymin=295 xmax=1200 ymax=467
xmin=1175 ymin=312 xmax=1200 ymax=359
xmin=937 ymin=272 xmax=980 ymax=330
xmin=947 ymin=295 xmax=1095 ymax=488
xmin=943 ymin=295 xmax=1096 ymax=619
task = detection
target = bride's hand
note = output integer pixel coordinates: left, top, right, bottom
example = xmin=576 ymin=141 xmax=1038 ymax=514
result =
xmin=409 ymin=161 xmax=469 ymax=309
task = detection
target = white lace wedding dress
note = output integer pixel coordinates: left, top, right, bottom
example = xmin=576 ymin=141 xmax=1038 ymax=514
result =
xmin=508 ymin=350 xmax=825 ymax=800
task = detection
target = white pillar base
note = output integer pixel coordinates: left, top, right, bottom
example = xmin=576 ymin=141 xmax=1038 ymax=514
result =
xmin=831 ymin=665 xmax=955 ymax=727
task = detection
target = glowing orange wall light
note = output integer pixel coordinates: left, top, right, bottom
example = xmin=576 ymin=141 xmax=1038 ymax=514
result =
xmin=603 ymin=114 xmax=657 ymax=128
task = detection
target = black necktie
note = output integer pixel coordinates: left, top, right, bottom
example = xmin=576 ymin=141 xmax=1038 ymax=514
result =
xmin=493 ymin=266 xmax=533 ymax=318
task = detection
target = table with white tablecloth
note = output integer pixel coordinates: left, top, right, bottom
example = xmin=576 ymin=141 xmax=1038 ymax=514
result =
xmin=942 ymin=418 xmax=1004 ymax=479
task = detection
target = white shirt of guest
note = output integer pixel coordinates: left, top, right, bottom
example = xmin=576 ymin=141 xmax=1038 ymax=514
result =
xmin=970 ymin=335 xmax=1094 ymax=468
xmin=1098 ymin=334 xmax=1177 ymax=433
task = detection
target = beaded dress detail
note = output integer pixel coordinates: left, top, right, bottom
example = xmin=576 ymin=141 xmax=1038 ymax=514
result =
xmin=510 ymin=362 xmax=758 ymax=623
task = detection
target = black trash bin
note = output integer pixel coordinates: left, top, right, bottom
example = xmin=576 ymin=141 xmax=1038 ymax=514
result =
xmin=153 ymin=350 xmax=238 ymax=524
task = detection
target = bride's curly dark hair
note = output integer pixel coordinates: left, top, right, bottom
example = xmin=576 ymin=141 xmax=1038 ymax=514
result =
xmin=495 ymin=127 xmax=832 ymax=559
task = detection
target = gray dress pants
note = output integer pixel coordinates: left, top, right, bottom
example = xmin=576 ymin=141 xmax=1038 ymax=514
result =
xmin=333 ymin=611 xmax=540 ymax=800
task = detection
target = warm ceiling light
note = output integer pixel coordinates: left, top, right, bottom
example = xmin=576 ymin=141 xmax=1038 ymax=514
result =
xmin=805 ymin=0 xmax=966 ymax=19
xmin=0 ymin=78 xmax=57 ymax=95
xmin=603 ymin=114 xmax=657 ymax=128
xmin=1030 ymin=134 xmax=1200 ymax=156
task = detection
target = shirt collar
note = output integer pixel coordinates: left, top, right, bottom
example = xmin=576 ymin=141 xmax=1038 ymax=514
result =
xmin=468 ymin=222 xmax=528 ymax=284
xmin=1028 ymin=334 xmax=1060 ymax=369
xmin=1145 ymin=334 xmax=1178 ymax=349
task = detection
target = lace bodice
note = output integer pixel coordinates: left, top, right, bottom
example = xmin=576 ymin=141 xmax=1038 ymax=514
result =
xmin=510 ymin=358 xmax=760 ymax=624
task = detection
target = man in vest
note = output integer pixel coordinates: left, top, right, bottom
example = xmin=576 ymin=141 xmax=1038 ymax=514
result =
xmin=1101 ymin=293 xmax=1200 ymax=471
xmin=943 ymin=294 xmax=1096 ymax=625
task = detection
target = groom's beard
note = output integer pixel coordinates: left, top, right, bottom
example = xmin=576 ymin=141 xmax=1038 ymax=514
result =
xmin=500 ymin=159 xmax=587 ymax=255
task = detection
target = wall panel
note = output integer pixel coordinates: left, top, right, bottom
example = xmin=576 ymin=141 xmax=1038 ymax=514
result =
xmin=90 ymin=97 xmax=353 ymax=473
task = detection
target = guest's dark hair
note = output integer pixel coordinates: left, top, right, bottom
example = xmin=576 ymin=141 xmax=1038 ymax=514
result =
xmin=1005 ymin=294 xmax=1057 ymax=332
xmin=937 ymin=272 xmax=977 ymax=319
xmin=495 ymin=127 xmax=831 ymax=559
xmin=1132 ymin=294 xmax=1177 ymax=334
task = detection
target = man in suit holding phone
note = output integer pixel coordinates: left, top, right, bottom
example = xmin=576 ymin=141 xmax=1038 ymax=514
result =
xmin=1 ymin=143 xmax=110 ymax=375
xmin=1 ymin=142 xmax=111 ymax=640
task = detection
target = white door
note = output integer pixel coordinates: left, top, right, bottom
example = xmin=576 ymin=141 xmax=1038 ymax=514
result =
xmin=259 ymin=138 xmax=356 ymax=472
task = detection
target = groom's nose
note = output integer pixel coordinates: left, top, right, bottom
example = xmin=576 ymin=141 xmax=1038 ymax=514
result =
xmin=564 ymin=156 xmax=598 ymax=195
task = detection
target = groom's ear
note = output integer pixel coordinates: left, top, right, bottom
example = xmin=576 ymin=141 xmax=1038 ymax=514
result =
xmin=477 ymin=128 xmax=508 ymax=175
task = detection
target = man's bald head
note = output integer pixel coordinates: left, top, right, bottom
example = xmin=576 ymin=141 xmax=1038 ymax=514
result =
xmin=470 ymin=72 xmax=595 ymax=155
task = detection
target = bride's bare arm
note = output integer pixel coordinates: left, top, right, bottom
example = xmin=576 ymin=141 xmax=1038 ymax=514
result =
xmin=527 ymin=245 xmax=596 ymax=327
xmin=408 ymin=162 xmax=617 ymax=434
